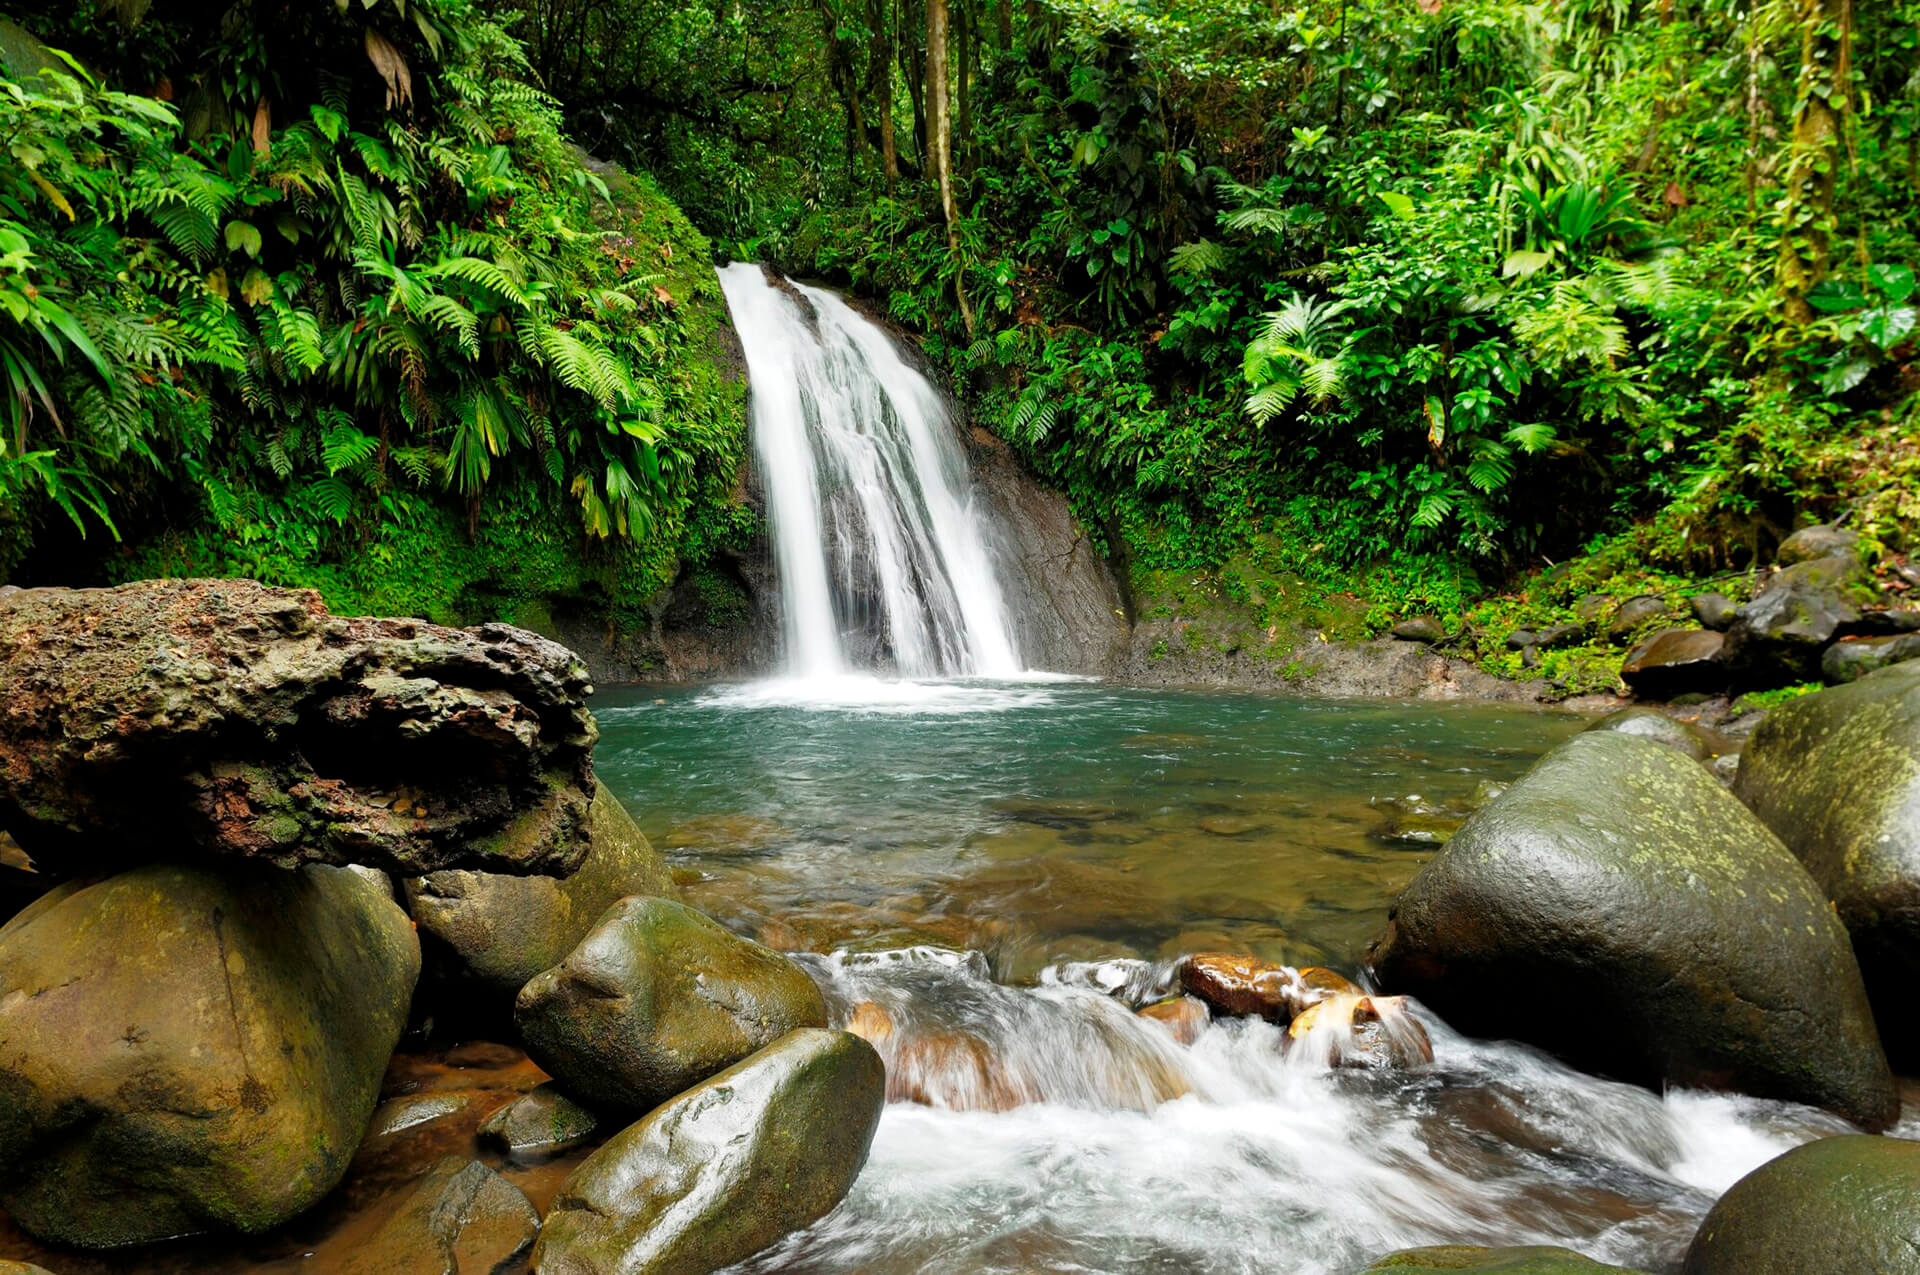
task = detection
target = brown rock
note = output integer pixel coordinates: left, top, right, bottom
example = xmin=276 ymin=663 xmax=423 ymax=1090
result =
xmin=1180 ymin=954 xmax=1359 ymax=1020
xmin=0 ymin=579 xmax=595 ymax=877
xmin=1137 ymin=995 xmax=1210 ymax=1045
xmin=1620 ymin=629 xmax=1726 ymax=697
xmin=1288 ymin=994 xmax=1434 ymax=1068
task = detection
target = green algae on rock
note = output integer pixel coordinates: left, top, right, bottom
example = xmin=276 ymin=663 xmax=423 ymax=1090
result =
xmin=1368 ymin=730 xmax=1896 ymax=1129
xmin=0 ymin=862 xmax=419 ymax=1246
xmin=404 ymin=781 xmax=676 ymax=1019
xmin=478 ymin=1082 xmax=602 ymax=1159
xmin=1365 ymin=1246 xmax=1654 ymax=1273
xmin=532 ymin=1028 xmax=884 ymax=1275
xmin=516 ymin=896 xmax=828 ymax=1112
xmin=1733 ymin=662 xmax=1920 ymax=1060
xmin=1682 ymin=1135 xmax=1920 ymax=1275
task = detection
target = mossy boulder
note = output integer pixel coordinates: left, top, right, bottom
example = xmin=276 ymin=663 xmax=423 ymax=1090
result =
xmin=403 ymin=782 xmax=675 ymax=1021
xmin=532 ymin=1028 xmax=884 ymax=1275
xmin=1733 ymin=663 xmax=1920 ymax=1059
xmin=478 ymin=1082 xmax=600 ymax=1159
xmin=1821 ymin=633 xmax=1920 ymax=684
xmin=1581 ymin=707 xmax=1721 ymax=760
xmin=0 ymin=862 xmax=420 ymax=1246
xmin=1368 ymin=731 xmax=1896 ymax=1129
xmin=1682 ymin=1135 xmax=1920 ymax=1275
xmin=1775 ymin=524 xmax=1863 ymax=566
xmin=1364 ymin=1247 xmax=1652 ymax=1273
xmin=1722 ymin=556 xmax=1873 ymax=685
xmin=516 ymin=896 xmax=827 ymax=1112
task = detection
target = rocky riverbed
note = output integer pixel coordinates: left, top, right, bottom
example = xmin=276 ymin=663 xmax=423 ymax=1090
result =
xmin=2 ymin=580 xmax=1919 ymax=1274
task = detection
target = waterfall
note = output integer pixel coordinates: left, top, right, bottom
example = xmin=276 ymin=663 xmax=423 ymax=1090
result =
xmin=717 ymin=263 xmax=1023 ymax=680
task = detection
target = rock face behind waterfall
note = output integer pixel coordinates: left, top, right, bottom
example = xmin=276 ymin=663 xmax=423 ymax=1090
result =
xmin=1732 ymin=662 xmax=1920 ymax=1059
xmin=965 ymin=426 xmax=1131 ymax=674
xmin=0 ymin=862 xmax=419 ymax=1246
xmin=0 ymin=579 xmax=596 ymax=877
xmin=1369 ymin=730 xmax=1896 ymax=1129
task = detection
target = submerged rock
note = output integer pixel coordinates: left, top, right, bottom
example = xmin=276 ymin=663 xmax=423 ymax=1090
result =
xmin=1286 ymin=993 xmax=1433 ymax=1068
xmin=340 ymin=1156 xmax=538 ymax=1275
xmin=478 ymin=1083 xmax=601 ymax=1159
xmin=1179 ymin=954 xmax=1358 ymax=1020
xmin=1137 ymin=995 xmax=1211 ymax=1045
xmin=1619 ymin=629 xmax=1726 ymax=697
xmin=1683 ymin=1135 xmax=1920 ymax=1275
xmin=1581 ymin=707 xmax=1721 ymax=761
xmin=532 ymin=1029 xmax=884 ymax=1275
xmin=1733 ymin=664 xmax=1920 ymax=1059
xmin=0 ymin=862 xmax=419 ymax=1246
xmin=404 ymin=782 xmax=675 ymax=1015
xmin=1368 ymin=731 xmax=1896 ymax=1130
xmin=1365 ymin=1247 xmax=1652 ymax=1273
xmin=0 ymin=579 xmax=596 ymax=877
xmin=516 ymin=896 xmax=827 ymax=1112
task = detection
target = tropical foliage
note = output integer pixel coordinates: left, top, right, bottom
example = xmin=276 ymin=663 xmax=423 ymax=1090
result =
xmin=3 ymin=0 xmax=1917 ymax=648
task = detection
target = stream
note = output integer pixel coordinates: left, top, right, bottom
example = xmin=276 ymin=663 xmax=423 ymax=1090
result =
xmin=593 ymin=678 xmax=1913 ymax=1274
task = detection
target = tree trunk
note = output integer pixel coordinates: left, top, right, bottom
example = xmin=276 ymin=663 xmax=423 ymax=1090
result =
xmin=955 ymin=0 xmax=971 ymax=170
xmin=1777 ymin=0 xmax=1851 ymax=323
xmin=871 ymin=0 xmax=900 ymax=182
xmin=924 ymin=0 xmax=975 ymax=333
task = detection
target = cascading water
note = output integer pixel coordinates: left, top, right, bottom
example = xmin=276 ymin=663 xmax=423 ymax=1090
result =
xmin=717 ymin=262 xmax=1023 ymax=680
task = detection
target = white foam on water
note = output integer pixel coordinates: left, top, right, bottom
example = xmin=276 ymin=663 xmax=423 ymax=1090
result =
xmin=731 ymin=946 xmax=1899 ymax=1275
xmin=692 ymin=674 xmax=1064 ymax=715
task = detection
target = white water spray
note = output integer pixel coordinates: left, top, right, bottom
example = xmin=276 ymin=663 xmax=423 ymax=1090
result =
xmin=717 ymin=263 xmax=1023 ymax=680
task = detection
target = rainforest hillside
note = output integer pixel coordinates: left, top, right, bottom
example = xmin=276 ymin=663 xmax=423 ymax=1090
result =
xmin=1 ymin=0 xmax=1916 ymax=690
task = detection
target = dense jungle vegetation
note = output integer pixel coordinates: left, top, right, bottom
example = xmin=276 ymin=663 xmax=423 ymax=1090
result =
xmin=1 ymin=0 xmax=1916 ymax=680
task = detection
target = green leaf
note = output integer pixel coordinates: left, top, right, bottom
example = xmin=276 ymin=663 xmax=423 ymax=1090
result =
xmin=1867 ymin=263 xmax=1915 ymax=304
xmin=1502 ymin=250 xmax=1552 ymax=279
xmin=225 ymin=220 xmax=263 ymax=259
xmin=1377 ymin=191 xmax=1416 ymax=220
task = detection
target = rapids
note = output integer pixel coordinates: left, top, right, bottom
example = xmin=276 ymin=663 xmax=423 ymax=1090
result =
xmin=597 ymin=682 xmax=1919 ymax=1274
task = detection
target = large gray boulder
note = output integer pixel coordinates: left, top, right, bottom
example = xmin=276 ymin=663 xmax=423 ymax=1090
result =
xmin=1733 ymin=663 xmax=1920 ymax=1059
xmin=0 ymin=579 xmax=597 ymax=878
xmin=0 ymin=862 xmax=420 ymax=1246
xmin=1683 ymin=1135 xmax=1920 ymax=1275
xmin=533 ymin=1028 xmax=884 ymax=1275
xmin=1721 ymin=556 xmax=1872 ymax=684
xmin=404 ymin=782 xmax=675 ymax=1015
xmin=516 ymin=896 xmax=827 ymax=1112
xmin=1368 ymin=731 xmax=1896 ymax=1129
